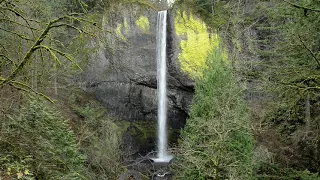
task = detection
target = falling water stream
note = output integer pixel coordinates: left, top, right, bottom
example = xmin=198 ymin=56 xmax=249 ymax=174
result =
xmin=154 ymin=10 xmax=173 ymax=163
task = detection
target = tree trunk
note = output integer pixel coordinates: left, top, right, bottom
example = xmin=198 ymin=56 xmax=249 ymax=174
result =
xmin=54 ymin=63 xmax=58 ymax=97
xmin=305 ymin=93 xmax=311 ymax=132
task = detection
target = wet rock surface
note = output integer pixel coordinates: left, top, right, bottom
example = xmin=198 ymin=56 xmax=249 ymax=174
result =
xmin=78 ymin=5 xmax=194 ymax=156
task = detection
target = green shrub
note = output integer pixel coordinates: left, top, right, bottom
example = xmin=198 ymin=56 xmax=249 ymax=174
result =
xmin=69 ymin=91 xmax=124 ymax=179
xmin=172 ymin=49 xmax=254 ymax=179
xmin=0 ymin=97 xmax=87 ymax=179
xmin=255 ymin=162 xmax=320 ymax=180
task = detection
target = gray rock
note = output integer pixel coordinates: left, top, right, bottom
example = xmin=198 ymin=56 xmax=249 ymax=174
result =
xmin=78 ymin=5 xmax=194 ymax=155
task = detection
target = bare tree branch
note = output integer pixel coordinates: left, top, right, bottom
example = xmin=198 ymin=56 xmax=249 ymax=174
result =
xmin=0 ymin=18 xmax=41 ymax=31
xmin=0 ymin=6 xmax=36 ymax=35
xmin=298 ymin=35 xmax=320 ymax=67
xmin=284 ymin=0 xmax=320 ymax=13
xmin=0 ymin=54 xmax=16 ymax=67
xmin=0 ymin=76 xmax=53 ymax=102
xmin=0 ymin=27 xmax=32 ymax=41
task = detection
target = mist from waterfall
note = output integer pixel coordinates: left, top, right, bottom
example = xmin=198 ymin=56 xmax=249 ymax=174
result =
xmin=155 ymin=10 xmax=172 ymax=162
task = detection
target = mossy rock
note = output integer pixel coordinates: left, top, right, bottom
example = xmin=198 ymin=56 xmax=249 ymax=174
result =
xmin=116 ymin=120 xmax=180 ymax=155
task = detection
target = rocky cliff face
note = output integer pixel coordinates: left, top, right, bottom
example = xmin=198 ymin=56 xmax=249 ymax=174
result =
xmin=77 ymin=3 xmax=216 ymax=156
xmin=77 ymin=4 xmax=194 ymax=155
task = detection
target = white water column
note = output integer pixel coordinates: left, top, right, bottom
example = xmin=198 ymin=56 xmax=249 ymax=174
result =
xmin=155 ymin=10 xmax=172 ymax=162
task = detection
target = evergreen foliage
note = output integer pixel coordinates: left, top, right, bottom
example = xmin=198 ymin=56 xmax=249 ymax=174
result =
xmin=69 ymin=91 xmax=124 ymax=179
xmin=255 ymin=0 xmax=320 ymax=172
xmin=174 ymin=0 xmax=230 ymax=30
xmin=172 ymin=49 xmax=254 ymax=179
xmin=0 ymin=97 xmax=88 ymax=179
xmin=216 ymin=0 xmax=320 ymax=177
xmin=262 ymin=0 xmax=320 ymax=126
xmin=255 ymin=162 xmax=320 ymax=180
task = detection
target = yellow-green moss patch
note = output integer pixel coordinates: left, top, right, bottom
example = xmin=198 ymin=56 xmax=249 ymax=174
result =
xmin=175 ymin=11 xmax=221 ymax=79
xmin=115 ymin=18 xmax=129 ymax=40
xmin=116 ymin=23 xmax=126 ymax=40
xmin=123 ymin=18 xmax=129 ymax=34
xmin=136 ymin=16 xmax=150 ymax=33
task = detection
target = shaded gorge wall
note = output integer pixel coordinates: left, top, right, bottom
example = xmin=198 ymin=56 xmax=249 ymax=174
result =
xmin=76 ymin=3 xmax=219 ymax=156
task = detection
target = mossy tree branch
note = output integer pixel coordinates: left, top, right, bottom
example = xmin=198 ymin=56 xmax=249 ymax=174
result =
xmin=10 ymin=81 xmax=55 ymax=103
xmin=50 ymin=24 xmax=83 ymax=34
xmin=0 ymin=14 xmax=92 ymax=88
xmin=35 ymin=45 xmax=82 ymax=70
xmin=0 ymin=76 xmax=53 ymax=102
xmin=37 ymin=45 xmax=62 ymax=66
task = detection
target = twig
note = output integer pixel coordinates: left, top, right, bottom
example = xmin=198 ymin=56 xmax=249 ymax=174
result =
xmin=35 ymin=45 xmax=82 ymax=70
xmin=298 ymin=35 xmax=320 ymax=67
xmin=0 ymin=6 xmax=36 ymax=36
xmin=0 ymin=18 xmax=40 ymax=31
xmin=0 ymin=54 xmax=16 ymax=67
xmin=0 ymin=27 xmax=32 ymax=41
xmin=284 ymin=0 xmax=320 ymax=13
xmin=7 ymin=80 xmax=54 ymax=103
xmin=35 ymin=45 xmax=61 ymax=66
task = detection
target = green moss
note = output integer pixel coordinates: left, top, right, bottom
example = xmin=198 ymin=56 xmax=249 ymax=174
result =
xmin=115 ymin=18 xmax=129 ymax=40
xmin=175 ymin=11 xmax=222 ymax=79
xmin=116 ymin=121 xmax=155 ymax=144
xmin=123 ymin=18 xmax=129 ymax=34
xmin=116 ymin=23 xmax=126 ymax=40
xmin=116 ymin=120 xmax=180 ymax=150
xmin=136 ymin=16 xmax=150 ymax=33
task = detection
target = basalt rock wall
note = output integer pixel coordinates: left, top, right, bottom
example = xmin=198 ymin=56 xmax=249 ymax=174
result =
xmin=77 ymin=3 xmax=217 ymax=156
xmin=80 ymin=5 xmax=194 ymax=131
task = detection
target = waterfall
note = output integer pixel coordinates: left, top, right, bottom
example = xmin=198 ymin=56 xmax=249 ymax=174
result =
xmin=154 ymin=10 xmax=173 ymax=163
